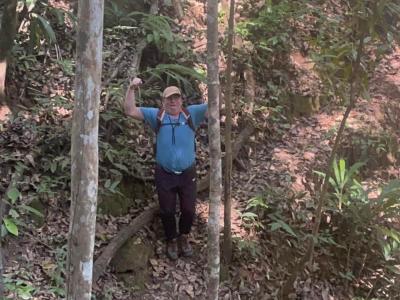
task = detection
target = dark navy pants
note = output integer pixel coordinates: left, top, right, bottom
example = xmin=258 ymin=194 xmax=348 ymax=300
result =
xmin=155 ymin=164 xmax=197 ymax=241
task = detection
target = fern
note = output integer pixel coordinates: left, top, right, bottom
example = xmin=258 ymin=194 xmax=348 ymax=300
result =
xmin=142 ymin=64 xmax=205 ymax=97
xmin=104 ymin=6 xmax=183 ymax=57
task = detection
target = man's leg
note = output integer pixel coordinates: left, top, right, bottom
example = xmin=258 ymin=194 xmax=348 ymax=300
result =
xmin=155 ymin=166 xmax=178 ymax=241
xmin=177 ymin=166 xmax=196 ymax=257
xmin=178 ymin=166 xmax=197 ymax=235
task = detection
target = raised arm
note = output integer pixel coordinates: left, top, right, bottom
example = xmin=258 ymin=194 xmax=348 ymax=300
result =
xmin=124 ymin=77 xmax=144 ymax=120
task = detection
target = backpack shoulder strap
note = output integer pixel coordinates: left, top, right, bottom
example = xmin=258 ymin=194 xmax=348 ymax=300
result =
xmin=181 ymin=107 xmax=196 ymax=132
xmin=155 ymin=108 xmax=165 ymax=134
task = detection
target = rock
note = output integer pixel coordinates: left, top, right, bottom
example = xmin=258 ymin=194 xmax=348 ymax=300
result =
xmin=99 ymin=177 xmax=153 ymax=216
xmin=111 ymin=237 xmax=155 ymax=290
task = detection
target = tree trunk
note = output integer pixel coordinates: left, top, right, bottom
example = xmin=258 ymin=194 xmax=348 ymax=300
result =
xmin=306 ymin=32 xmax=366 ymax=264
xmin=0 ymin=0 xmax=17 ymax=109
xmin=66 ymin=0 xmax=104 ymax=299
xmin=222 ymin=0 xmax=235 ymax=265
xmin=281 ymin=31 xmax=366 ymax=299
xmin=0 ymin=185 xmax=4 ymax=299
xmin=171 ymin=0 xmax=184 ymax=20
xmin=206 ymin=0 xmax=221 ymax=299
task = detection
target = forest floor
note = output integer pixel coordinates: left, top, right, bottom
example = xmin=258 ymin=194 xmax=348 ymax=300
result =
xmin=2 ymin=1 xmax=400 ymax=299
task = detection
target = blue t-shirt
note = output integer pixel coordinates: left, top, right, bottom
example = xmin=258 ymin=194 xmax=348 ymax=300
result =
xmin=140 ymin=104 xmax=207 ymax=172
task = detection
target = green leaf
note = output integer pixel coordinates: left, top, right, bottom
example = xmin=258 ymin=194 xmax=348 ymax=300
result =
xmin=270 ymin=222 xmax=280 ymax=232
xmin=110 ymin=180 xmax=120 ymax=190
xmin=313 ymin=170 xmax=326 ymax=179
xmin=20 ymin=205 xmax=44 ymax=217
xmin=110 ymin=169 xmax=122 ymax=176
xmin=241 ymin=212 xmax=258 ymax=219
xmin=4 ymin=218 xmax=19 ymax=236
xmin=32 ymin=14 xmax=57 ymax=43
xmin=277 ymin=220 xmax=297 ymax=237
xmin=50 ymin=162 xmax=57 ymax=173
xmin=332 ymin=158 xmax=340 ymax=185
xmin=7 ymin=187 xmax=20 ymax=204
xmin=339 ymin=159 xmax=346 ymax=184
xmin=379 ymin=180 xmax=400 ymax=200
xmin=346 ymin=161 xmax=365 ymax=183
xmin=104 ymin=179 xmax=111 ymax=189
xmin=113 ymin=163 xmax=129 ymax=172
xmin=25 ymin=0 xmax=37 ymax=11
xmin=9 ymin=208 xmax=19 ymax=219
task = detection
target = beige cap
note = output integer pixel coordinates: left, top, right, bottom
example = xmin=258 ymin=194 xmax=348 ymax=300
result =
xmin=162 ymin=86 xmax=181 ymax=98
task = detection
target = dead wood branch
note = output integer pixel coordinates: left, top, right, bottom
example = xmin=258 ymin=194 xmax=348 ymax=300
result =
xmin=93 ymin=205 xmax=158 ymax=282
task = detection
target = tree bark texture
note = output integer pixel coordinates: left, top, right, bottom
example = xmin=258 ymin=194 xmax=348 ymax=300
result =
xmin=0 ymin=0 xmax=17 ymax=107
xmin=206 ymin=0 xmax=221 ymax=299
xmin=66 ymin=1 xmax=104 ymax=299
xmin=223 ymin=0 xmax=235 ymax=265
xmin=0 ymin=184 xmax=5 ymax=299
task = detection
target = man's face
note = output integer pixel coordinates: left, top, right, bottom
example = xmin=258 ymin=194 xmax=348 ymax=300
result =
xmin=163 ymin=94 xmax=182 ymax=116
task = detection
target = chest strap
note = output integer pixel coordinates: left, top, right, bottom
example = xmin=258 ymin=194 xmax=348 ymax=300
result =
xmin=155 ymin=108 xmax=195 ymax=135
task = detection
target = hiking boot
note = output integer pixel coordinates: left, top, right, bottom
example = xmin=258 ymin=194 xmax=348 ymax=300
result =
xmin=179 ymin=234 xmax=193 ymax=257
xmin=167 ymin=238 xmax=178 ymax=260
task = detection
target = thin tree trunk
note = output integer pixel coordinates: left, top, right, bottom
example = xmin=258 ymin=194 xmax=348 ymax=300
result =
xmin=306 ymin=32 xmax=366 ymax=264
xmin=66 ymin=0 xmax=104 ymax=299
xmin=206 ymin=0 xmax=221 ymax=299
xmin=223 ymin=0 xmax=235 ymax=265
xmin=281 ymin=31 xmax=366 ymax=298
xmin=171 ymin=0 xmax=184 ymax=20
xmin=0 ymin=186 xmax=4 ymax=299
xmin=0 ymin=0 xmax=17 ymax=109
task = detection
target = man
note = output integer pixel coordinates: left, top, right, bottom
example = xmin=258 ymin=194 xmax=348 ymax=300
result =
xmin=124 ymin=77 xmax=207 ymax=260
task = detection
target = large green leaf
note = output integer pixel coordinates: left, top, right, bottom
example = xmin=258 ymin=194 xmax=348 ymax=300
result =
xmin=4 ymin=218 xmax=19 ymax=236
xmin=7 ymin=187 xmax=20 ymax=204
xmin=31 ymin=13 xmax=57 ymax=43
xmin=339 ymin=159 xmax=346 ymax=185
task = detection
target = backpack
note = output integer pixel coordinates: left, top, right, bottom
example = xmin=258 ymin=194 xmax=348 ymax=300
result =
xmin=153 ymin=107 xmax=196 ymax=153
xmin=155 ymin=107 xmax=195 ymax=134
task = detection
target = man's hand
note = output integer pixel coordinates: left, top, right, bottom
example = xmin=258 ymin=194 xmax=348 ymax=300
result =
xmin=129 ymin=77 xmax=143 ymax=90
xmin=124 ymin=77 xmax=144 ymax=120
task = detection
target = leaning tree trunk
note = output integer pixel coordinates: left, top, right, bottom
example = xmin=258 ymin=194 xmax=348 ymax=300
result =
xmin=66 ymin=1 xmax=104 ymax=299
xmin=206 ymin=0 xmax=221 ymax=299
xmin=306 ymin=32 xmax=366 ymax=264
xmin=281 ymin=30 xmax=366 ymax=299
xmin=0 ymin=0 xmax=17 ymax=110
xmin=223 ymin=0 xmax=235 ymax=265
